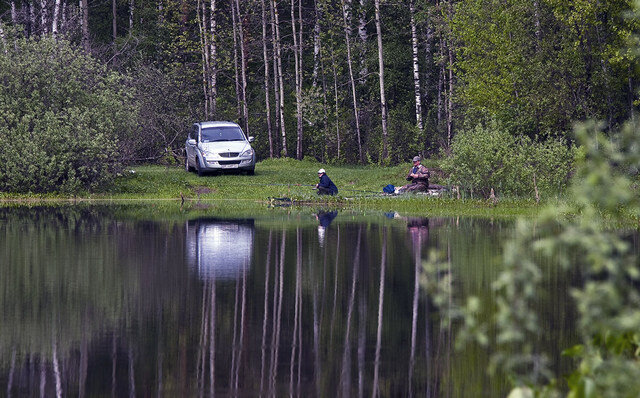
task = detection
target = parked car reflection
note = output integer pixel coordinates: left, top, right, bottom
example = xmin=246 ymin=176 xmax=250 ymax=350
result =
xmin=185 ymin=218 xmax=255 ymax=280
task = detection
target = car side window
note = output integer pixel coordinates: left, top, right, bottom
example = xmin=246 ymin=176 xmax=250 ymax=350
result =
xmin=192 ymin=125 xmax=199 ymax=142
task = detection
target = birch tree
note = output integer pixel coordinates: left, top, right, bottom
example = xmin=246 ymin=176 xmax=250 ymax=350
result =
xmin=341 ymin=0 xmax=363 ymax=163
xmin=261 ymin=0 xmax=274 ymax=157
xmin=231 ymin=0 xmax=242 ymax=124
xmin=209 ymin=0 xmax=218 ymax=118
xmin=291 ymin=0 xmax=303 ymax=159
xmin=112 ymin=0 xmax=117 ymax=41
xmin=235 ymin=0 xmax=249 ymax=135
xmin=52 ymin=0 xmax=61 ymax=36
xmin=410 ymin=0 xmax=423 ymax=132
xmin=374 ymin=0 xmax=389 ymax=160
xmin=80 ymin=0 xmax=89 ymax=52
xmin=271 ymin=0 xmax=287 ymax=157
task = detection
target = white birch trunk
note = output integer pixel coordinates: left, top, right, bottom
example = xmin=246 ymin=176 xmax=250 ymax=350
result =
xmin=272 ymin=0 xmax=287 ymax=157
xmin=52 ymin=0 xmax=61 ymax=36
xmin=41 ymin=0 xmax=47 ymax=35
xmin=410 ymin=0 xmax=423 ymax=131
xmin=312 ymin=0 xmax=321 ymax=88
xmin=198 ymin=0 xmax=211 ymax=118
xmin=341 ymin=0 xmax=364 ymax=163
xmin=291 ymin=0 xmax=303 ymax=159
xmin=129 ymin=0 xmax=134 ymax=34
xmin=358 ymin=0 xmax=367 ymax=83
xmin=209 ymin=0 xmax=218 ymax=117
xmin=374 ymin=0 xmax=389 ymax=160
xmin=231 ymin=0 xmax=242 ymax=124
xmin=235 ymin=0 xmax=249 ymax=135
xmin=30 ymin=2 xmax=36 ymax=37
xmin=0 ymin=24 xmax=6 ymax=55
xmin=11 ymin=2 xmax=17 ymax=24
xmin=270 ymin=0 xmax=281 ymax=154
xmin=261 ymin=0 xmax=274 ymax=157
xmin=81 ymin=0 xmax=89 ymax=52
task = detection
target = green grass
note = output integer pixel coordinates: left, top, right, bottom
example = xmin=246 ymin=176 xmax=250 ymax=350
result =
xmin=0 ymin=158 xmax=551 ymax=218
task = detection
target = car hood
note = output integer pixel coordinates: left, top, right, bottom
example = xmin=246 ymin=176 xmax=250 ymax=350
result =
xmin=199 ymin=141 xmax=250 ymax=154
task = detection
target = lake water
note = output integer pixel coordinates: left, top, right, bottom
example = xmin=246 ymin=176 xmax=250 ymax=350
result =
xmin=0 ymin=204 xmax=581 ymax=397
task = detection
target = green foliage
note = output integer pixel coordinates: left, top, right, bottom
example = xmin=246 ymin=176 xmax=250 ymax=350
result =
xmin=457 ymin=117 xmax=640 ymax=395
xmin=452 ymin=0 xmax=638 ymax=136
xmin=441 ymin=122 xmax=574 ymax=198
xmin=0 ymin=36 xmax=136 ymax=193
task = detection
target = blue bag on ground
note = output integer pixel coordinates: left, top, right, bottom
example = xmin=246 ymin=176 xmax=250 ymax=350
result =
xmin=383 ymin=184 xmax=395 ymax=194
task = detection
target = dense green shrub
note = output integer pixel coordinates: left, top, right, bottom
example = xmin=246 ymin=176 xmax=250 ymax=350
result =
xmin=441 ymin=122 xmax=574 ymax=198
xmin=0 ymin=36 xmax=136 ymax=193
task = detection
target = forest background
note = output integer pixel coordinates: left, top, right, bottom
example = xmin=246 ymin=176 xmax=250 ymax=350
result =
xmin=0 ymin=0 xmax=638 ymax=194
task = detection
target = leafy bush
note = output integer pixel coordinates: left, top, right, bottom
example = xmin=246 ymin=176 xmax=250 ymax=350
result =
xmin=441 ymin=121 xmax=574 ymax=198
xmin=0 ymin=36 xmax=136 ymax=193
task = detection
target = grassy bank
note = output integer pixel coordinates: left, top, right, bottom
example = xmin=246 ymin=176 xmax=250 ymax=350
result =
xmin=0 ymin=158 xmax=551 ymax=218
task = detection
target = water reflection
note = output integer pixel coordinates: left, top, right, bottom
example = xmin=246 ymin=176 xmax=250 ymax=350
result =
xmin=186 ymin=218 xmax=255 ymax=280
xmin=315 ymin=210 xmax=337 ymax=246
xmin=0 ymin=206 xmax=586 ymax=397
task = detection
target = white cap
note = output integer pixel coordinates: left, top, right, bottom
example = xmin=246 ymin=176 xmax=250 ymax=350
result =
xmin=318 ymin=168 xmax=325 ymax=174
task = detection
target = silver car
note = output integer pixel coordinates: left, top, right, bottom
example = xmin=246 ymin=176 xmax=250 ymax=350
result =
xmin=185 ymin=121 xmax=256 ymax=175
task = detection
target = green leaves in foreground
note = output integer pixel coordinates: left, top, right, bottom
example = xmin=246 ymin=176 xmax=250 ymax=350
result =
xmin=457 ymin=117 xmax=640 ymax=397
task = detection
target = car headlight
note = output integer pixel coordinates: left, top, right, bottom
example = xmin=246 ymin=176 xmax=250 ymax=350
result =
xmin=240 ymin=148 xmax=254 ymax=157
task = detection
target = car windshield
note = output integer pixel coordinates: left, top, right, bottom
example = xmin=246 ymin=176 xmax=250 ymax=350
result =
xmin=201 ymin=126 xmax=245 ymax=143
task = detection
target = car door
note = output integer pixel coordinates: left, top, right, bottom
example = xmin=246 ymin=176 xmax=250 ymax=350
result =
xmin=186 ymin=124 xmax=199 ymax=166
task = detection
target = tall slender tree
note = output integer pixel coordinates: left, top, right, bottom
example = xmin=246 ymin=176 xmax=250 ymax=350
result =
xmin=261 ymin=0 xmax=274 ymax=157
xmin=341 ymin=0 xmax=364 ymax=162
xmin=374 ymin=0 xmax=389 ymax=160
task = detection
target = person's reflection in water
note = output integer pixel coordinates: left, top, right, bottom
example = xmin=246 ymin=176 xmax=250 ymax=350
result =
xmin=315 ymin=210 xmax=338 ymax=246
xmin=407 ymin=217 xmax=430 ymax=247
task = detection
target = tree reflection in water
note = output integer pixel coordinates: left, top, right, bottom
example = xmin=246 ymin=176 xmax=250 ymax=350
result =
xmin=0 ymin=206 xmax=580 ymax=397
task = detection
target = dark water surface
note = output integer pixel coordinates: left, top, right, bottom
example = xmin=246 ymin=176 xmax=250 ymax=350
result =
xmin=0 ymin=205 xmax=581 ymax=397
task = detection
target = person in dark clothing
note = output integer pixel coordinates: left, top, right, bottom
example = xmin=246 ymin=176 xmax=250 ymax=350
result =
xmin=316 ymin=168 xmax=338 ymax=195
xmin=397 ymin=156 xmax=430 ymax=193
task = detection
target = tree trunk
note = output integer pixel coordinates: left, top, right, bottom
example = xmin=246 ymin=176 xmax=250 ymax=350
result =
xmin=270 ymin=0 xmax=281 ymax=155
xmin=112 ymin=0 xmax=117 ymax=41
xmin=341 ymin=0 xmax=364 ymax=163
xmin=235 ymin=0 xmax=250 ymax=135
xmin=81 ymin=0 xmax=89 ymax=52
xmin=261 ymin=0 xmax=274 ymax=157
xmin=331 ymin=50 xmax=341 ymax=160
xmin=129 ymin=0 xmax=134 ymax=34
xmin=198 ymin=0 xmax=211 ymax=118
xmin=41 ymin=0 xmax=47 ymax=35
xmin=53 ymin=0 xmax=63 ymax=37
xmin=0 ymin=25 xmax=6 ymax=53
xmin=358 ymin=0 xmax=367 ymax=84
xmin=231 ymin=0 xmax=243 ymax=124
xmin=11 ymin=1 xmax=17 ymax=24
xmin=291 ymin=0 xmax=303 ymax=159
xmin=312 ymin=0 xmax=321 ymax=88
xmin=374 ymin=0 xmax=389 ymax=161
xmin=410 ymin=0 xmax=423 ymax=132
xmin=210 ymin=0 xmax=218 ymax=118
xmin=30 ymin=2 xmax=36 ymax=37
xmin=272 ymin=0 xmax=287 ymax=157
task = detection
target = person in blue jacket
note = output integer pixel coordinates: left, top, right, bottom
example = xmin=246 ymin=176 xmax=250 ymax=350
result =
xmin=315 ymin=168 xmax=338 ymax=195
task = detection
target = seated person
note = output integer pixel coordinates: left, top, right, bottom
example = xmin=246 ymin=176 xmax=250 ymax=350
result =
xmin=316 ymin=168 xmax=338 ymax=195
xmin=397 ymin=156 xmax=430 ymax=193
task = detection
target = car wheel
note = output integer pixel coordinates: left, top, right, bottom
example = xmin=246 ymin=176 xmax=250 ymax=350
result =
xmin=196 ymin=160 xmax=205 ymax=176
xmin=246 ymin=168 xmax=255 ymax=175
